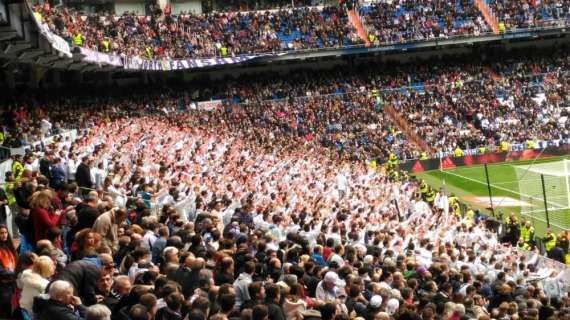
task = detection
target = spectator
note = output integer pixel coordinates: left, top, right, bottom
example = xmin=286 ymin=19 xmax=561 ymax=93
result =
xmin=35 ymin=280 xmax=86 ymax=320
xmin=19 ymin=255 xmax=56 ymax=316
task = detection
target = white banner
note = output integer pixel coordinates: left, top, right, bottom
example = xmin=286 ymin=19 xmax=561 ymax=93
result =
xmin=122 ymin=55 xmax=263 ymax=71
xmin=193 ymin=100 xmax=223 ymax=111
xmin=36 ymin=22 xmax=72 ymax=58
xmin=79 ymin=47 xmax=123 ymax=66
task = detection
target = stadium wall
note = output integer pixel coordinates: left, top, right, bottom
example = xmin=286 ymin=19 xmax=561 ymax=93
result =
xmin=401 ymin=145 xmax=570 ymax=173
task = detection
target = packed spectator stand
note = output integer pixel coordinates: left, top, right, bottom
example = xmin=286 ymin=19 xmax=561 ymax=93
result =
xmin=1 ymin=86 xmax=569 ymax=320
xmin=487 ymin=0 xmax=570 ymax=30
xmin=2 ymin=15 xmax=570 ymax=319
xmin=359 ymin=0 xmax=490 ymax=44
xmin=37 ymin=4 xmax=363 ymax=59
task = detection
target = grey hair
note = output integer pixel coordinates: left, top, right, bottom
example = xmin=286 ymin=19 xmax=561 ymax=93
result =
xmin=48 ymin=280 xmax=73 ymax=301
xmin=86 ymin=304 xmax=112 ymax=320
xmin=113 ymin=275 xmax=130 ymax=289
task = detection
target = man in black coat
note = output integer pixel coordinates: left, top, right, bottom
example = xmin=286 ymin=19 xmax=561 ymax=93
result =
xmin=75 ymin=156 xmax=93 ymax=191
xmin=54 ymin=254 xmax=114 ymax=306
xmin=35 ymin=280 xmax=87 ymax=320
xmin=173 ymin=256 xmax=204 ymax=299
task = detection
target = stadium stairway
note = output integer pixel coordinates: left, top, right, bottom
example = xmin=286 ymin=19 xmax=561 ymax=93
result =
xmin=347 ymin=8 xmax=370 ymax=46
xmin=474 ymin=0 xmax=500 ymax=34
xmin=384 ymin=105 xmax=431 ymax=153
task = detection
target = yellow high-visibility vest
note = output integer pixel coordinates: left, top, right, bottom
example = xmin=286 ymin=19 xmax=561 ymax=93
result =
xmin=454 ymin=147 xmax=463 ymax=157
xmin=73 ymin=33 xmax=83 ymax=46
xmin=500 ymin=141 xmax=509 ymax=152
xmin=498 ymin=22 xmax=506 ymax=34
xmin=102 ymin=39 xmax=110 ymax=52
xmin=544 ymin=233 xmax=557 ymax=251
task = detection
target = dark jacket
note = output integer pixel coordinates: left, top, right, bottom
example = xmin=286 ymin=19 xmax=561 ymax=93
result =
xmin=75 ymin=163 xmax=92 ymax=189
xmin=173 ymin=266 xmax=200 ymax=299
xmin=55 ymin=260 xmax=100 ymax=306
xmin=266 ymin=301 xmax=286 ymax=320
xmin=75 ymin=205 xmax=99 ymax=231
xmin=155 ymin=307 xmax=183 ymax=320
xmin=34 ymin=298 xmax=86 ymax=320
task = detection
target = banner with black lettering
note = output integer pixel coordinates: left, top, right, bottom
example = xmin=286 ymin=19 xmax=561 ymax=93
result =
xmin=122 ymin=55 xmax=267 ymax=71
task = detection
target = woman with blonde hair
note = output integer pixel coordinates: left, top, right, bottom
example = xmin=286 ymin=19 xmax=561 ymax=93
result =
xmin=30 ymin=190 xmax=62 ymax=242
xmin=19 ymin=255 xmax=56 ymax=315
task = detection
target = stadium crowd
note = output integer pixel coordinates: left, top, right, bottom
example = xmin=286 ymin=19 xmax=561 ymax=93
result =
xmin=35 ymin=4 xmax=362 ymax=59
xmin=487 ymin=0 xmax=570 ymax=31
xmin=0 ymin=95 xmax=569 ymax=320
xmin=360 ymin=0 xmax=490 ymax=44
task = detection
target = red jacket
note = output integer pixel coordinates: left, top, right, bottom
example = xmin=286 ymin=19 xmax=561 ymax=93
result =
xmin=32 ymin=207 xmax=61 ymax=242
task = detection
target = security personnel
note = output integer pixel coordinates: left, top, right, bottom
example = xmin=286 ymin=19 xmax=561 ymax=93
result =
xmin=389 ymin=169 xmax=399 ymax=182
xmin=0 ymin=131 xmax=4 ymax=144
xmin=448 ymin=194 xmax=460 ymax=217
xmin=220 ymin=46 xmax=228 ymax=57
xmin=425 ymin=187 xmax=436 ymax=205
xmin=3 ymin=171 xmax=16 ymax=208
xmin=517 ymin=239 xmax=531 ymax=251
xmin=498 ymin=22 xmax=506 ymax=34
xmin=544 ymin=229 xmax=557 ymax=252
xmin=102 ymin=38 xmax=110 ymax=52
xmin=73 ymin=32 xmax=84 ymax=46
xmin=371 ymin=86 xmax=379 ymax=98
xmin=11 ymin=154 xmax=24 ymax=181
xmin=504 ymin=213 xmax=519 ymax=246
xmin=419 ymin=180 xmax=429 ymax=196
xmin=368 ymin=34 xmax=376 ymax=43
xmin=454 ymin=146 xmax=463 ymax=157
xmin=519 ymin=220 xmax=535 ymax=247
xmin=419 ymin=151 xmax=428 ymax=160
xmin=500 ymin=140 xmax=509 ymax=152
xmin=527 ymin=139 xmax=535 ymax=149
xmin=479 ymin=145 xmax=486 ymax=155
xmin=144 ymin=47 xmax=153 ymax=59
xmin=464 ymin=207 xmax=475 ymax=226
xmin=388 ymin=152 xmax=398 ymax=165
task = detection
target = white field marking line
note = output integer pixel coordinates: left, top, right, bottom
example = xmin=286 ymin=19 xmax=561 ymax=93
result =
xmin=444 ymin=169 xmax=570 ymax=230
xmin=442 ymin=168 xmax=569 ymax=209
xmin=519 ymin=211 xmax=569 ymax=230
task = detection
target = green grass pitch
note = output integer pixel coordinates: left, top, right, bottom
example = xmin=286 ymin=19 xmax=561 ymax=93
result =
xmin=415 ymin=155 xmax=570 ymax=237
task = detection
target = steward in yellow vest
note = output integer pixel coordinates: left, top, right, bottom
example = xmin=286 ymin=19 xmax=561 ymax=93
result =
xmin=371 ymin=87 xmax=379 ymax=98
xmin=464 ymin=207 xmax=475 ymax=226
xmin=454 ymin=147 xmax=463 ymax=157
xmin=544 ymin=230 xmax=557 ymax=252
xmin=388 ymin=153 xmax=398 ymax=166
xmin=500 ymin=141 xmax=509 ymax=152
xmin=426 ymin=188 xmax=436 ymax=205
xmin=479 ymin=146 xmax=486 ymax=154
xmin=498 ymin=22 xmax=506 ymax=34
xmin=419 ymin=152 xmax=428 ymax=160
xmin=73 ymin=33 xmax=83 ymax=46
xmin=519 ymin=220 xmax=534 ymax=246
xmin=11 ymin=155 xmax=24 ymax=180
xmin=102 ymin=38 xmax=110 ymax=52
xmin=419 ymin=180 xmax=429 ymax=196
